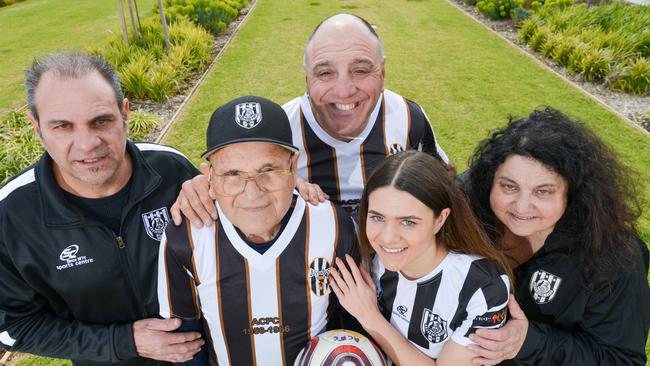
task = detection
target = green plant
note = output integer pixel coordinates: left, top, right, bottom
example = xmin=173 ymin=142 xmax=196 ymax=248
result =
xmin=567 ymin=43 xmax=589 ymax=74
xmin=477 ymin=0 xmax=523 ymax=20
xmin=128 ymin=110 xmax=164 ymax=141
xmin=518 ymin=16 xmax=540 ymax=43
xmin=89 ymin=17 xmax=212 ymax=103
xmin=0 ymin=110 xmax=43 ymax=184
xmin=513 ymin=7 xmax=532 ymax=22
xmin=608 ymin=58 xmax=650 ymax=95
xmin=551 ymin=35 xmax=578 ymax=66
xmin=540 ymin=32 xmax=563 ymax=59
xmin=529 ymin=26 xmax=550 ymax=52
xmin=580 ymin=48 xmax=611 ymax=80
xmin=157 ymin=0 xmax=249 ymax=35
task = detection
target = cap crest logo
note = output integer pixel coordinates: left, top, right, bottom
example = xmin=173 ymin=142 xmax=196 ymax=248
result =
xmin=235 ymin=102 xmax=262 ymax=129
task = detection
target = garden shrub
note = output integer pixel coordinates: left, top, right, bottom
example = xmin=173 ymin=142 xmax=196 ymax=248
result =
xmin=513 ymin=7 xmax=532 ymax=22
xmin=579 ymin=48 xmax=611 ymax=80
xmin=608 ymin=58 xmax=650 ymax=95
xmin=477 ymin=0 xmax=523 ymax=20
xmin=529 ymin=26 xmax=550 ymax=52
xmin=0 ymin=109 xmax=163 ymax=185
xmin=518 ymin=0 xmax=650 ymax=96
xmin=88 ymin=17 xmax=213 ymax=103
xmin=157 ymin=0 xmax=249 ymax=35
xmin=0 ymin=0 xmax=26 ymax=8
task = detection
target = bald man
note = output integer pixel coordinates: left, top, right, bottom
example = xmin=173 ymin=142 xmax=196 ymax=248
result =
xmin=172 ymin=13 xmax=450 ymax=225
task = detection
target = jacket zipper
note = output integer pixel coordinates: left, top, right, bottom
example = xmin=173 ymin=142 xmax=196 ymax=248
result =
xmin=114 ymin=232 xmax=147 ymax=317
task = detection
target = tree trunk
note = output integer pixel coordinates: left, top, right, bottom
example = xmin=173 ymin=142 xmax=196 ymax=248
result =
xmin=126 ymin=0 xmax=139 ymax=43
xmin=157 ymin=0 xmax=172 ymax=53
xmin=117 ymin=0 xmax=130 ymax=47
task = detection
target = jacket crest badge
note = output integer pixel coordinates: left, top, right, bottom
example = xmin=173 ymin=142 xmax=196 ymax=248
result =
xmin=142 ymin=207 xmax=170 ymax=241
xmin=530 ymin=269 xmax=562 ymax=304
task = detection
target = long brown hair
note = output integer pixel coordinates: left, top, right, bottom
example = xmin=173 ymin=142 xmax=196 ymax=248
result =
xmin=359 ymin=151 xmax=512 ymax=282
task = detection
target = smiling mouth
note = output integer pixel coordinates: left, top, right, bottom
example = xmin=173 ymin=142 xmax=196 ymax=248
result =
xmin=333 ymin=102 xmax=359 ymax=111
xmin=381 ymin=246 xmax=406 ymax=254
xmin=509 ymin=212 xmax=536 ymax=220
xmin=76 ymin=156 xmax=106 ymax=165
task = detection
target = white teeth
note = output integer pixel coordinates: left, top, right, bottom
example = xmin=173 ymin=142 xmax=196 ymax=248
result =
xmin=511 ymin=213 xmax=534 ymax=220
xmin=382 ymin=246 xmax=405 ymax=253
xmin=335 ymin=103 xmax=356 ymax=111
xmin=81 ymin=158 xmax=99 ymax=163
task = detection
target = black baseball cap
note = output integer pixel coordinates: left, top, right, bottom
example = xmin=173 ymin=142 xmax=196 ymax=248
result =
xmin=201 ymin=96 xmax=298 ymax=159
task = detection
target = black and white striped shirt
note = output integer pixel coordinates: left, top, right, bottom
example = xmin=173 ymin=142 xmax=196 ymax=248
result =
xmin=157 ymin=196 xmax=357 ymax=366
xmin=374 ymin=252 xmax=510 ymax=359
xmin=284 ymin=90 xmax=448 ymax=214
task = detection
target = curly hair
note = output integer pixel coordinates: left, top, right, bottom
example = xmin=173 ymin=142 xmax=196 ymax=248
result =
xmin=358 ymin=151 xmax=512 ymax=281
xmin=466 ymin=107 xmax=643 ymax=277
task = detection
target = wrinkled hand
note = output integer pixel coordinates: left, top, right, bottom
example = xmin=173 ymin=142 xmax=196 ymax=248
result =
xmin=468 ymin=295 xmax=528 ymax=365
xmin=296 ymin=176 xmax=328 ymax=205
xmin=329 ymin=254 xmax=381 ymax=325
xmin=133 ymin=318 xmax=204 ymax=363
xmin=171 ymin=163 xmax=217 ymax=227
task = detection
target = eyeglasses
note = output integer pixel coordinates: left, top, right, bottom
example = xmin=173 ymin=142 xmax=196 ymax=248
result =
xmin=209 ymin=166 xmax=293 ymax=196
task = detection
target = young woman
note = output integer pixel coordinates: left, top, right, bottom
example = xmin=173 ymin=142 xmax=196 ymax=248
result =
xmin=464 ymin=108 xmax=650 ymax=365
xmin=329 ymin=151 xmax=511 ymax=365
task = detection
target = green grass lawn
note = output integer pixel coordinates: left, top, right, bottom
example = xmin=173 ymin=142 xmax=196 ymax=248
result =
xmin=0 ymin=0 xmax=155 ymax=113
xmin=163 ymin=0 xmax=650 ymax=241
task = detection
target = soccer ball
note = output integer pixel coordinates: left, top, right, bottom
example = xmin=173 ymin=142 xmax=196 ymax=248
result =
xmin=294 ymin=329 xmax=388 ymax=366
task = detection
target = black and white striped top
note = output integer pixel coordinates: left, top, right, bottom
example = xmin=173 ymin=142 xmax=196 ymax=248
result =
xmin=157 ymin=195 xmax=357 ymax=366
xmin=374 ymin=251 xmax=510 ymax=359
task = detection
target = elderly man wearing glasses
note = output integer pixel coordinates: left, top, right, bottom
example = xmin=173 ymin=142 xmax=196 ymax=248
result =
xmin=156 ymin=96 xmax=358 ymax=366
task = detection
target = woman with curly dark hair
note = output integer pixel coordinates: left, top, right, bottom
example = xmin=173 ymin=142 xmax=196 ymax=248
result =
xmin=464 ymin=107 xmax=650 ymax=365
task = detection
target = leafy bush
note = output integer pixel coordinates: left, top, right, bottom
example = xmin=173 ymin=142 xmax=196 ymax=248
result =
xmin=128 ymin=110 xmax=164 ymax=141
xmin=529 ymin=26 xmax=550 ymax=52
xmin=156 ymin=0 xmax=249 ymax=35
xmin=513 ymin=7 xmax=532 ymax=22
xmin=0 ymin=109 xmax=43 ymax=184
xmin=608 ymin=58 xmax=650 ymax=95
xmin=0 ymin=0 xmax=26 ymax=8
xmin=477 ymin=0 xmax=524 ymax=19
xmin=518 ymin=0 xmax=650 ymax=95
xmin=0 ymin=109 xmax=163 ymax=185
xmin=88 ymin=17 xmax=213 ymax=103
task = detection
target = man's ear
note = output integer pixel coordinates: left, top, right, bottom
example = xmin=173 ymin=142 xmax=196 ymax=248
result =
xmin=122 ymin=98 xmax=130 ymax=127
xmin=27 ymin=111 xmax=44 ymax=144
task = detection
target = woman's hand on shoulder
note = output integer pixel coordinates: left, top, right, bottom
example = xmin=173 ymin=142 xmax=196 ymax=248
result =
xmin=329 ymin=254 xmax=382 ymax=326
xmin=468 ymin=295 xmax=528 ymax=365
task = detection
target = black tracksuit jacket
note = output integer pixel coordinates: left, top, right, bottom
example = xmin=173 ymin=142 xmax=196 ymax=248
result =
xmin=0 ymin=141 xmax=198 ymax=366
xmin=504 ymin=230 xmax=650 ymax=365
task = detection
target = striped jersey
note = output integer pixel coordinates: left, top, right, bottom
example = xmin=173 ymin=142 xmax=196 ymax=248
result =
xmin=283 ymin=89 xmax=449 ymax=214
xmin=373 ymin=252 xmax=510 ymax=359
xmin=157 ymin=195 xmax=357 ymax=366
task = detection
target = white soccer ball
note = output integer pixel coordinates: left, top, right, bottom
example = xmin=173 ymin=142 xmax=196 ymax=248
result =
xmin=294 ymin=329 xmax=388 ymax=366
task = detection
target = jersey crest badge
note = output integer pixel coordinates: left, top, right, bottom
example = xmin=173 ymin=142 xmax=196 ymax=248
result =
xmin=235 ymin=102 xmax=262 ymax=129
xmin=530 ymin=269 xmax=562 ymax=304
xmin=421 ymin=309 xmax=448 ymax=343
xmin=309 ymin=257 xmax=331 ymax=296
xmin=389 ymin=143 xmax=405 ymax=155
xmin=142 ymin=207 xmax=170 ymax=241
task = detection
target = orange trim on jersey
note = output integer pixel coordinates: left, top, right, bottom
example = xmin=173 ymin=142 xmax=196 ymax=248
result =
xmin=300 ymin=110 xmax=313 ymax=184
xmin=403 ymin=97 xmax=412 ymax=148
xmin=214 ymin=224 xmax=233 ymax=365
xmin=244 ymin=260 xmax=257 ymax=365
xmin=163 ymin=238 xmax=173 ymax=316
xmin=331 ymin=149 xmax=341 ymax=199
xmin=330 ymin=204 xmax=340 ymax=260
xmin=381 ymin=94 xmax=388 ymax=156
xmin=359 ymin=144 xmax=367 ymax=185
xmin=184 ymin=222 xmax=201 ymax=285
xmin=304 ymin=205 xmax=312 ymax=339
xmin=276 ymin=257 xmax=287 ymax=366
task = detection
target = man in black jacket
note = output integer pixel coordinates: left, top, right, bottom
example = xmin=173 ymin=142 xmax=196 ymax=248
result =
xmin=0 ymin=52 xmax=203 ymax=365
